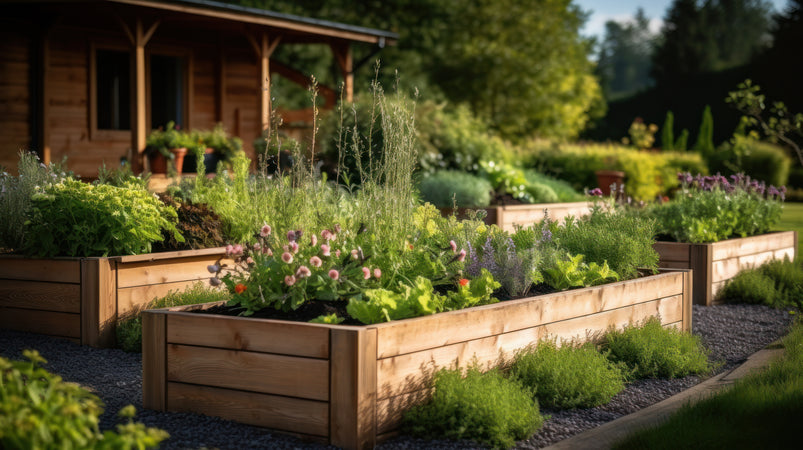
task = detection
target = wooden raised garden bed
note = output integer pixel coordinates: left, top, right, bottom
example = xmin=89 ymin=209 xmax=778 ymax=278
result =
xmin=654 ymin=231 xmax=797 ymax=306
xmin=142 ymin=269 xmax=691 ymax=449
xmin=440 ymin=201 xmax=593 ymax=232
xmin=0 ymin=247 xmax=227 ymax=347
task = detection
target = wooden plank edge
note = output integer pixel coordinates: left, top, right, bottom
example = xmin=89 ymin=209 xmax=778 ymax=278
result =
xmin=114 ymin=246 xmax=227 ymax=263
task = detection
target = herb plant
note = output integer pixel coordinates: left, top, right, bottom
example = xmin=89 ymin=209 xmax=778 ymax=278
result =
xmin=404 ymin=365 xmax=543 ymax=449
xmin=24 ymin=179 xmax=183 ymax=257
xmin=0 ymin=350 xmax=168 ymax=448
xmin=510 ymin=341 xmax=626 ymax=409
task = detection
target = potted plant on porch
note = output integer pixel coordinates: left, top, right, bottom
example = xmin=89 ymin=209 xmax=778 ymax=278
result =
xmin=183 ymin=123 xmax=244 ymax=174
xmin=146 ymin=121 xmax=192 ymax=176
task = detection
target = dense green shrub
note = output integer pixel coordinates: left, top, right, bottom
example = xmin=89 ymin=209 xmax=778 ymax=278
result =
xmin=23 ymin=179 xmax=183 ymax=257
xmin=523 ymin=141 xmax=707 ymax=201
xmin=550 ymin=206 xmax=658 ymax=280
xmin=0 ymin=350 xmax=168 ymax=448
xmin=510 ymin=341 xmax=626 ymax=409
xmin=718 ymin=259 xmax=803 ymax=309
xmin=523 ymin=170 xmax=585 ymax=202
xmin=404 ymin=366 xmax=543 ymax=449
xmin=603 ymin=317 xmax=710 ymax=379
xmin=419 ymin=170 xmax=493 ymax=207
xmin=708 ymin=140 xmax=792 ymax=188
xmin=651 ymin=173 xmax=784 ymax=243
xmin=0 ymin=152 xmax=71 ymax=251
xmin=116 ymin=283 xmax=231 ymax=352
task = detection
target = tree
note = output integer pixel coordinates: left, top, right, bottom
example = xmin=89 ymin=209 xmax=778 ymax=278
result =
xmin=652 ymin=0 xmax=772 ymax=84
xmin=661 ymin=111 xmax=675 ymax=150
xmin=693 ymin=105 xmax=716 ymax=155
xmin=426 ymin=0 xmax=604 ymax=140
xmin=596 ymin=8 xmax=656 ymax=99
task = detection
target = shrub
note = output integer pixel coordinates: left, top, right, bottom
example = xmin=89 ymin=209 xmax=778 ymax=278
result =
xmin=419 ymin=170 xmax=493 ymax=208
xmin=692 ymin=105 xmax=715 ymax=156
xmin=116 ymin=283 xmax=231 ymax=352
xmin=404 ymin=366 xmax=543 ymax=449
xmin=550 ymin=206 xmax=658 ymax=280
xmin=651 ymin=173 xmax=784 ymax=243
xmin=510 ymin=341 xmax=626 ymax=409
xmin=0 ymin=350 xmax=168 ymax=448
xmin=523 ymin=170 xmax=584 ymax=202
xmin=708 ymin=139 xmax=792 ymax=188
xmin=661 ymin=111 xmax=675 ymax=150
xmin=0 ymin=151 xmax=71 ymax=251
xmin=23 ymin=179 xmax=183 ymax=257
xmin=603 ymin=317 xmax=710 ymax=379
xmin=718 ymin=259 xmax=803 ymax=309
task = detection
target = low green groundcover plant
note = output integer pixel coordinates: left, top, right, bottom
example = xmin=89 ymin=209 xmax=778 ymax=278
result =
xmin=116 ymin=283 xmax=231 ymax=352
xmin=24 ymin=178 xmax=183 ymax=257
xmin=510 ymin=341 xmax=626 ymax=409
xmin=603 ymin=317 xmax=710 ymax=379
xmin=717 ymin=258 xmax=803 ymax=309
xmin=419 ymin=170 xmax=493 ymax=208
xmin=0 ymin=350 xmax=167 ymax=448
xmin=651 ymin=172 xmax=785 ymax=244
xmin=403 ymin=366 xmax=543 ymax=449
xmin=613 ymin=318 xmax=803 ymax=449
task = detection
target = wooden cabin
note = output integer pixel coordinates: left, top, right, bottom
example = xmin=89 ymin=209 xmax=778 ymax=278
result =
xmin=0 ymin=0 xmax=397 ymax=176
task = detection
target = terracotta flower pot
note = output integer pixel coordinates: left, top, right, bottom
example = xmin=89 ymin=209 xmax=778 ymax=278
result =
xmin=595 ymin=170 xmax=625 ymax=196
xmin=149 ymin=148 xmax=188 ymax=176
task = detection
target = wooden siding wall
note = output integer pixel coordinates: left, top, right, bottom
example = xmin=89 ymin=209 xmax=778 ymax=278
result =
xmin=0 ymin=28 xmax=32 ymax=171
xmin=1 ymin=23 xmax=262 ymax=177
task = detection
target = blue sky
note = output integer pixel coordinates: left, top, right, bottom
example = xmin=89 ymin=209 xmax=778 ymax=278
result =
xmin=574 ymin=0 xmax=790 ymax=40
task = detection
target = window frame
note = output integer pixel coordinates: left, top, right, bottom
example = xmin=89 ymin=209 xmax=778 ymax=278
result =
xmin=89 ymin=42 xmax=132 ymax=141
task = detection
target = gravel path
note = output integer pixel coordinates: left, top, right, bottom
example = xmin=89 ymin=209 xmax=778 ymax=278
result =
xmin=0 ymin=304 xmax=795 ymax=449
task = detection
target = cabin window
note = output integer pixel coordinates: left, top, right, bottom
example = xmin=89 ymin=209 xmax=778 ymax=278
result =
xmin=95 ymin=49 xmax=131 ymax=130
xmin=149 ymin=54 xmax=185 ymax=129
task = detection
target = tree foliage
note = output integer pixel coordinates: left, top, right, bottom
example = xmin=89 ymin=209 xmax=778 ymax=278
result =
xmin=596 ymin=8 xmax=656 ymax=99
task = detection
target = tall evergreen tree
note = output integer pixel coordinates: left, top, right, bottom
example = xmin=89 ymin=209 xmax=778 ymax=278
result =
xmin=596 ymin=8 xmax=657 ymax=99
xmin=661 ymin=111 xmax=675 ymax=150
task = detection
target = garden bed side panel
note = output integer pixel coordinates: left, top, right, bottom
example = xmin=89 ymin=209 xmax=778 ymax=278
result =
xmin=440 ymin=202 xmax=592 ymax=232
xmin=655 ymin=231 xmax=797 ymax=305
xmin=0 ymin=248 xmax=227 ymax=347
xmin=142 ymin=270 xmax=690 ymax=449
xmin=0 ymin=256 xmax=83 ymax=342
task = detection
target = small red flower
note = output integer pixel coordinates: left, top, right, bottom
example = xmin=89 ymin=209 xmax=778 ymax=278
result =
xmin=234 ymin=283 xmax=247 ymax=294
xmin=459 ymin=278 xmax=469 ymax=287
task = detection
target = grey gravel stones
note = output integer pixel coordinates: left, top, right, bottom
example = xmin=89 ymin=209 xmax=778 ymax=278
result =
xmin=0 ymin=304 xmax=794 ymax=449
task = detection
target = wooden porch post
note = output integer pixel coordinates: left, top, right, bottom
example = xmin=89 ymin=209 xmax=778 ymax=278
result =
xmin=331 ymin=42 xmax=353 ymax=103
xmin=247 ymin=32 xmax=280 ymax=133
xmin=39 ymin=32 xmax=51 ymax=164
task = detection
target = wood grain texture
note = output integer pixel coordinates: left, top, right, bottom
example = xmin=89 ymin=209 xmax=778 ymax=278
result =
xmin=0 ymin=307 xmax=80 ymax=338
xmin=0 ymin=280 xmax=80 ymax=313
xmin=117 ymin=280 xmax=199 ymax=318
xmin=710 ymin=231 xmax=797 ymax=261
xmin=81 ymin=258 xmax=117 ymax=347
xmin=166 ymin=312 xmax=330 ymax=358
xmin=168 ymin=382 xmax=329 ymax=436
xmin=654 ymin=242 xmax=692 ymax=264
xmin=142 ymin=311 xmax=167 ymax=410
xmin=690 ymin=243 xmax=713 ymax=306
xmin=114 ymin=247 xmax=227 ymax=263
xmin=0 ymin=257 xmax=81 ymax=283
xmin=498 ymin=202 xmax=592 ymax=231
xmin=117 ymin=255 xmax=224 ymax=288
xmin=167 ymin=344 xmax=329 ymax=401
xmin=330 ymin=328 xmax=378 ymax=450
xmin=374 ymin=271 xmax=684 ymax=358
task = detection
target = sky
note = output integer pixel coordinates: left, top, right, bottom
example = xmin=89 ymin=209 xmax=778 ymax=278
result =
xmin=574 ymin=0 xmax=790 ymax=41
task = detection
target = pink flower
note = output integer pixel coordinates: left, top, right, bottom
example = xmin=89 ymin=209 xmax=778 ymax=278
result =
xmin=310 ymin=256 xmax=322 ymax=268
xmin=260 ymin=224 xmax=271 ymax=237
xmin=281 ymin=252 xmax=294 ymax=264
xmin=287 ymin=230 xmax=296 ymax=242
xmin=449 ymin=240 xmax=457 ymax=253
xmin=335 ymin=249 xmax=341 ymax=258
xmin=328 ymin=269 xmax=340 ymax=280
xmin=246 ymin=257 xmax=254 ymax=265
xmin=457 ymin=249 xmax=466 ymax=262
xmin=284 ymin=275 xmax=296 ymax=286
xmin=290 ymin=241 xmax=299 ymax=254
xmin=264 ymin=247 xmax=273 ymax=256
xmin=310 ymin=234 xmax=318 ymax=247
xmin=362 ymin=267 xmax=371 ymax=280
xmin=321 ymin=244 xmax=331 ymax=256
xmin=373 ymin=268 xmax=382 ymax=279
xmin=321 ymin=229 xmax=333 ymax=241
xmin=589 ymin=188 xmax=604 ymax=197
xmin=351 ymin=249 xmax=360 ymax=260
xmin=253 ymin=243 xmax=261 ymax=251
xmin=225 ymin=244 xmax=234 ymax=255
xmin=296 ymin=266 xmax=311 ymax=278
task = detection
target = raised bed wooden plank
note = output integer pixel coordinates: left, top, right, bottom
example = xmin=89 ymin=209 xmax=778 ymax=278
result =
xmin=374 ymin=272 xmax=684 ymax=358
xmin=653 ymin=242 xmax=691 ymax=263
xmin=0 ymin=280 xmax=80 ymax=313
xmin=375 ymin=295 xmax=683 ymax=400
xmin=711 ymin=232 xmax=796 ymax=261
xmin=330 ymin=328 xmax=378 ymax=450
xmin=166 ymin=312 xmax=330 ymax=358
xmin=167 ymin=344 xmax=329 ymax=401
xmin=142 ymin=311 xmax=167 ymax=411
xmin=117 ymin=255 xmax=223 ymax=288
xmin=0 ymin=307 xmax=80 ymax=338
xmin=168 ymin=382 xmax=330 ymax=437
xmin=117 ymin=280 xmax=200 ymax=318
xmin=81 ymin=258 xmax=117 ymax=348
xmin=115 ymin=246 xmax=226 ymax=263
xmin=498 ymin=202 xmax=592 ymax=230
xmin=712 ymin=251 xmax=775 ymax=283
xmin=0 ymin=257 xmax=81 ymax=283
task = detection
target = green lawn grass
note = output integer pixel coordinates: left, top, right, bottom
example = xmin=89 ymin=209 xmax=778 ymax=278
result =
xmin=776 ymin=202 xmax=803 ymax=255
xmin=613 ymin=318 xmax=803 ymax=449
